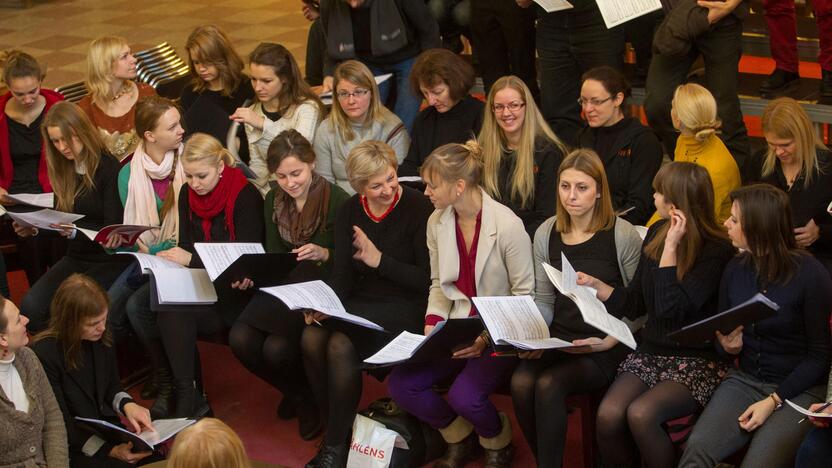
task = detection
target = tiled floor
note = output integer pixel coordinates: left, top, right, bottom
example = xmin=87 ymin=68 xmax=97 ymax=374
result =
xmin=0 ymin=0 xmax=311 ymax=89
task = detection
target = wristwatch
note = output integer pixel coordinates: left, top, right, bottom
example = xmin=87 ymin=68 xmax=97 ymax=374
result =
xmin=769 ymin=393 xmax=783 ymax=411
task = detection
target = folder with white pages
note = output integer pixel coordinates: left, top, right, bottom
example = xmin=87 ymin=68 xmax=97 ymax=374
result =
xmin=119 ymin=252 xmax=217 ymax=305
xmin=471 ymin=295 xmax=577 ymax=350
xmin=542 ymin=253 xmax=637 ymax=350
xmin=260 ymin=280 xmax=384 ymax=331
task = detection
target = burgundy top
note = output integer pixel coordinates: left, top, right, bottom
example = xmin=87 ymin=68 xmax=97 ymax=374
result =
xmin=425 ymin=211 xmax=482 ymax=326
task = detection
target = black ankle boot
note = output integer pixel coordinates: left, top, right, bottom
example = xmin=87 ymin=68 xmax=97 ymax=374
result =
xmin=305 ymin=442 xmax=348 ymax=468
xmin=172 ymin=379 xmax=212 ymax=419
xmin=760 ymin=69 xmax=800 ymax=97
xmin=435 ymin=432 xmax=480 ymax=468
xmin=821 ymin=69 xmax=832 ymax=105
xmin=149 ymin=366 xmax=174 ymax=419
xmin=483 ymin=443 xmax=514 ymax=468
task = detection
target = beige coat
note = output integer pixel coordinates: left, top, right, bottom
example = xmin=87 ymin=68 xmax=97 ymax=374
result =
xmin=426 ymin=190 xmax=534 ymax=320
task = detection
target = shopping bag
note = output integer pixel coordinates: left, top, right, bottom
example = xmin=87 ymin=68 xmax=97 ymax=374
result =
xmin=347 ymin=414 xmax=407 ymax=468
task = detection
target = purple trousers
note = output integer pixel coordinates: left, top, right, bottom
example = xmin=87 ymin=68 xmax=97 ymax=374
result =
xmin=388 ymin=355 xmax=517 ymax=438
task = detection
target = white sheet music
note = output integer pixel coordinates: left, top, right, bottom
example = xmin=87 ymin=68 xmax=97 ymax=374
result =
xmin=503 ymin=337 xmax=576 ymax=350
xmin=634 ymin=225 xmax=649 ymax=240
xmin=152 ymin=269 xmax=217 ymax=304
xmin=75 ymin=417 xmax=196 ymax=450
xmin=194 ymin=243 xmax=264 ymax=281
xmin=364 ymin=331 xmax=427 ymax=365
xmin=260 ymin=280 xmax=384 ymax=330
xmin=533 ymin=0 xmax=573 ymax=13
xmin=471 ymin=296 xmax=577 ymax=350
xmin=595 ymin=0 xmax=662 ymax=28
xmin=543 ymin=257 xmax=638 ymax=350
xmin=5 ymin=209 xmax=84 ymax=231
xmin=785 ymin=400 xmax=832 ymax=418
xmin=118 ymin=252 xmax=185 ymax=271
xmin=6 ymin=192 xmax=54 ymax=208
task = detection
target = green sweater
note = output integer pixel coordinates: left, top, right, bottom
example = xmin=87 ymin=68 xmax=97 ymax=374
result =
xmin=264 ymin=181 xmax=349 ymax=276
xmin=117 ymin=164 xmax=176 ymax=254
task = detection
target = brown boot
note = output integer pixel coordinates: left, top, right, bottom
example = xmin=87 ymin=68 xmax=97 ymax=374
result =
xmin=435 ymin=417 xmax=478 ymax=468
xmin=480 ymin=413 xmax=514 ymax=468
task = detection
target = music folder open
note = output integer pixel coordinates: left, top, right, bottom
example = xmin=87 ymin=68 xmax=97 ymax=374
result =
xmin=668 ymin=293 xmax=779 ymax=346
xmin=363 ymin=318 xmax=484 ymax=367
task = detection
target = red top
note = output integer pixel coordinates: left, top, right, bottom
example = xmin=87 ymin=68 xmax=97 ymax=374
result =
xmin=0 ymin=88 xmax=64 ymax=191
xmin=426 ymin=210 xmax=482 ymax=326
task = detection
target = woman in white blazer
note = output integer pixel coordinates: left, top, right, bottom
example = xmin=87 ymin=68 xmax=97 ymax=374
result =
xmin=388 ymin=140 xmax=533 ymax=468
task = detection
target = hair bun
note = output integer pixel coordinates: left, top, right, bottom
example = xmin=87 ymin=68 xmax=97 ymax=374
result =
xmin=461 ymin=139 xmax=484 ymax=164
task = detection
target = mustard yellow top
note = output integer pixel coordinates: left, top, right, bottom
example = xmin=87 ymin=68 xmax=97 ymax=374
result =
xmin=647 ymin=134 xmax=740 ymax=226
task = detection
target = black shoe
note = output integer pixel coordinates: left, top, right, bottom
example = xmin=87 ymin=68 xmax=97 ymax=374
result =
xmin=172 ymin=379 xmax=212 ymax=419
xmin=821 ymin=69 xmax=832 ymax=105
xmin=305 ymin=443 xmax=348 ymax=468
xmin=760 ymin=69 xmax=800 ymax=98
xmin=140 ymin=376 xmax=158 ymax=400
xmin=149 ymin=366 xmax=174 ymax=420
xmin=483 ymin=443 xmax=514 ymax=468
xmin=434 ymin=432 xmax=480 ymax=468
xmin=297 ymin=398 xmax=322 ymax=441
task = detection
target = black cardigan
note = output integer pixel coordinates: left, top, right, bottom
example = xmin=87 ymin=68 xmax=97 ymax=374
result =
xmin=69 ymin=154 xmax=125 ymax=260
xmin=720 ymin=254 xmax=832 ymax=399
xmin=575 ymin=118 xmax=663 ymax=226
xmin=398 ymin=96 xmax=485 ymax=177
xmin=604 ymin=219 xmax=736 ymax=358
xmin=180 ymin=80 xmax=254 ymax=157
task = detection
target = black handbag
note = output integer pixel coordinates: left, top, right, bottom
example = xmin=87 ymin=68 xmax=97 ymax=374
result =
xmin=359 ymin=398 xmax=447 ymax=468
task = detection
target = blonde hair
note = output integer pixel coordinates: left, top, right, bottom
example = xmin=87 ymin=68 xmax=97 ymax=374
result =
xmin=42 ymin=102 xmax=108 ymax=212
xmin=186 ymin=25 xmax=245 ymax=97
xmin=672 ymin=83 xmax=721 ymax=143
xmin=329 ymin=60 xmax=391 ymax=142
xmin=761 ymin=97 xmax=828 ymax=188
xmin=85 ymin=36 xmax=131 ymax=103
xmin=168 ymin=418 xmax=251 ymax=468
xmin=420 ymin=140 xmax=484 ymax=189
xmin=555 ymin=149 xmax=615 ymax=234
xmin=479 ymin=75 xmax=567 ymax=209
xmin=346 ymin=140 xmax=398 ymax=193
xmin=182 ymin=133 xmax=235 ymax=168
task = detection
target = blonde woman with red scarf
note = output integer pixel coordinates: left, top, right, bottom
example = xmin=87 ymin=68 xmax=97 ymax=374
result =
xmin=151 ymin=133 xmax=264 ymax=418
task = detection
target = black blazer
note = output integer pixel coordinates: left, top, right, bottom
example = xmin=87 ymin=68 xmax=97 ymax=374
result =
xmin=31 ymin=337 xmax=125 ymax=455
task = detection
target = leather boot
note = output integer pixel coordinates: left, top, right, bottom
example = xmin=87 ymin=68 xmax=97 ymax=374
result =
xmin=305 ymin=442 xmax=348 ymax=468
xmin=172 ymin=378 xmax=212 ymax=419
xmin=760 ymin=69 xmax=800 ymax=98
xmin=435 ymin=416 xmax=479 ymax=468
xmin=479 ymin=413 xmax=513 ymax=468
xmin=149 ymin=365 xmax=174 ymax=419
xmin=821 ymin=69 xmax=832 ymax=105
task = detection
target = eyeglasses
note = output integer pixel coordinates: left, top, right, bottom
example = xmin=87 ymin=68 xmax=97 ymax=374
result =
xmin=492 ymin=102 xmax=525 ymax=113
xmin=577 ymin=96 xmax=613 ymax=107
xmin=336 ymin=88 xmax=370 ymax=100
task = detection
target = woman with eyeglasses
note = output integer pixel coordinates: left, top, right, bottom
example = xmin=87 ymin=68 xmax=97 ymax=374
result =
xmin=478 ymin=75 xmax=567 ymax=237
xmin=575 ymin=66 xmax=663 ymax=226
xmin=314 ymin=60 xmax=409 ymax=195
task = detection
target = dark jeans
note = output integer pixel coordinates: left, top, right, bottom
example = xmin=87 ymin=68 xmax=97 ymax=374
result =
xmin=469 ymin=0 xmax=538 ymax=98
xmin=305 ymin=18 xmax=325 ymax=86
xmin=796 ymin=427 xmax=832 ymax=468
xmin=536 ymin=5 xmax=626 ymax=143
xmin=645 ymin=16 xmax=752 ymax=182
xmin=368 ymin=56 xmax=421 ymax=132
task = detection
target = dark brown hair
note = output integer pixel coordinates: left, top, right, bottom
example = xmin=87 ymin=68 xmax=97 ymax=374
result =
xmin=0 ymin=50 xmax=44 ymax=85
xmin=730 ymin=184 xmax=803 ymax=284
xmin=266 ymin=129 xmax=315 ymax=173
xmin=409 ymin=48 xmax=475 ymax=102
xmin=135 ymin=95 xmax=182 ymax=221
xmin=0 ymin=295 xmax=8 ymax=333
xmin=248 ymin=43 xmax=323 ymax=115
xmin=581 ymin=65 xmax=631 ymax=100
xmin=33 ymin=274 xmax=111 ymax=371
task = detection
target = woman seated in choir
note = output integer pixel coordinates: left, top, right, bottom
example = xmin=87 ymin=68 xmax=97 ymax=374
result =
xmin=105 ymin=95 xmax=186 ymax=414
xmin=32 ymin=274 xmax=160 ymax=468
xmin=510 ymin=148 xmax=643 ymax=468
xmin=575 ymin=66 xmax=662 ymax=226
xmin=229 ymin=129 xmax=349 ymax=440
xmin=0 ymin=295 xmax=68 ymax=467
xmin=314 ymin=60 xmax=409 ymax=195
xmin=301 ymin=140 xmax=433 ymax=466
xmin=579 ymin=162 xmax=735 ymax=468
xmin=398 ymin=48 xmax=484 ymax=176
xmin=17 ymin=102 xmax=129 ymax=333
xmin=150 ymin=133 xmax=264 ymax=418
xmin=0 ymin=50 xmax=67 ymax=289
xmin=181 ymin=25 xmax=253 ymax=154
xmin=388 ymin=140 xmax=534 ymax=468
xmin=168 ymin=418 xmax=251 ymax=468
xmin=648 ymin=83 xmax=740 ymax=225
xmin=796 ymin=370 xmax=832 ymax=468
xmin=78 ymin=36 xmax=156 ymax=162
xmin=758 ymin=97 xmax=832 ymax=273
xmin=229 ymin=42 xmax=323 ymax=195
xmin=478 ymin=75 xmax=567 ymax=237
xmin=680 ymin=184 xmax=832 ymax=467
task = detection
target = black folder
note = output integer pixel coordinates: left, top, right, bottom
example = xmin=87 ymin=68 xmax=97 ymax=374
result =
xmin=668 ymin=293 xmax=779 ymax=346
xmin=364 ymin=317 xmax=484 ymax=368
xmin=214 ymin=252 xmax=298 ymax=288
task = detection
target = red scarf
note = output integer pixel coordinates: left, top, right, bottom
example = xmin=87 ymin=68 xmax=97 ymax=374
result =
xmin=188 ymin=166 xmax=249 ymax=241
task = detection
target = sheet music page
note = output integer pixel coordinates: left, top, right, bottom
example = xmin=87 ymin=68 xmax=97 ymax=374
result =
xmin=260 ymin=280 xmax=385 ymax=330
xmin=118 ymin=252 xmax=185 ymax=271
xmin=503 ymin=337 xmax=577 ymax=350
xmin=471 ymin=295 xmax=549 ymax=343
xmin=152 ymin=269 xmax=217 ymax=304
xmin=785 ymin=400 xmax=832 ymax=418
xmin=77 ymin=227 xmax=99 ymax=241
xmin=140 ymin=418 xmax=197 ymax=446
xmin=533 ymin=0 xmax=573 ymax=13
xmin=595 ymin=0 xmax=662 ymax=28
xmin=193 ymin=243 xmax=265 ymax=281
xmin=364 ymin=331 xmax=427 ymax=364
xmin=6 ymin=209 xmax=84 ymax=231
xmin=6 ymin=192 xmax=54 ymax=208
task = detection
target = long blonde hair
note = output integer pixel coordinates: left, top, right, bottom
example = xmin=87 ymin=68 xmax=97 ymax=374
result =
xmin=168 ymin=418 xmax=251 ymax=468
xmin=186 ymin=25 xmax=245 ymax=97
xmin=761 ymin=97 xmax=828 ymax=188
xmin=85 ymin=36 xmax=130 ymax=104
xmin=672 ymin=83 xmax=721 ymax=143
xmin=479 ymin=75 xmax=566 ymax=209
xmin=182 ymin=133 xmax=236 ymax=168
xmin=42 ymin=102 xmax=108 ymax=212
xmin=328 ymin=60 xmax=391 ymax=142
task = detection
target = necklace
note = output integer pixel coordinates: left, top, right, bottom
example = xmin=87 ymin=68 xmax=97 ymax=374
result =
xmin=361 ymin=190 xmax=400 ymax=223
xmin=112 ymin=82 xmax=131 ymax=101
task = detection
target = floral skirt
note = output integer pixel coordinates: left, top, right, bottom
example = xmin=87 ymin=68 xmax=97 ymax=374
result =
xmin=618 ymin=351 xmax=729 ymax=407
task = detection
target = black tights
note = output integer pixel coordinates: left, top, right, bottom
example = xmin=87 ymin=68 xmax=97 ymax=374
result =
xmin=157 ymin=307 xmax=225 ymax=383
xmin=229 ymin=321 xmax=308 ymax=400
xmin=596 ymin=373 xmax=699 ymax=468
xmin=511 ymin=355 xmax=609 ymax=468
xmin=301 ymin=325 xmax=363 ymax=447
